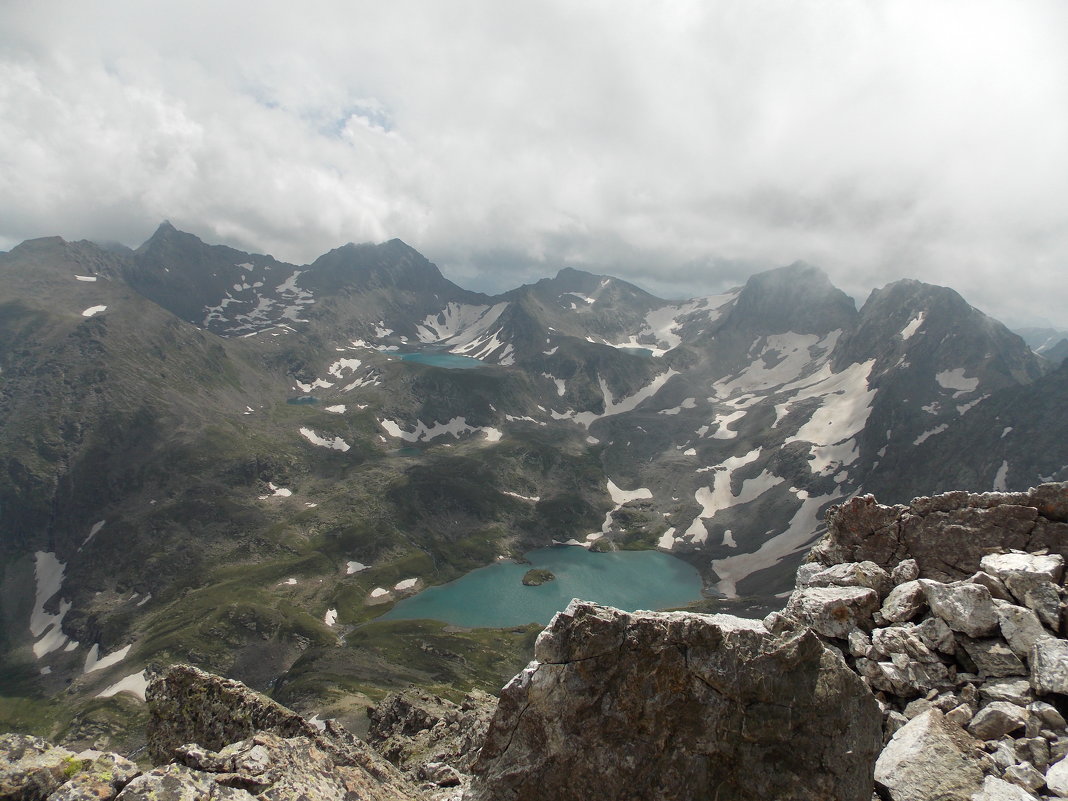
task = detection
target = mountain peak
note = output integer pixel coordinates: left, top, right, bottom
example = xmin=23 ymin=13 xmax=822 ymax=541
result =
xmin=729 ymin=261 xmax=856 ymax=334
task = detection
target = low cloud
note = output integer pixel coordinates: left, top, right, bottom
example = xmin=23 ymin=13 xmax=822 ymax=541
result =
xmin=1 ymin=0 xmax=1066 ymax=326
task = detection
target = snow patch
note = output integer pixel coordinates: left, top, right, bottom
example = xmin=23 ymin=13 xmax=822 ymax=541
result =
xmin=96 ymin=670 xmax=149 ymax=702
xmin=913 ymin=424 xmax=948 ymax=446
xmin=370 ymin=588 xmax=390 ymax=599
xmin=555 ymin=370 xmax=679 ymax=428
xmin=258 ymin=482 xmax=293 ymax=499
xmin=30 ymin=552 xmax=76 ymax=658
xmin=712 ymin=492 xmax=840 ymax=598
xmin=379 ymin=417 xmax=499 ymax=443
xmin=74 ymin=275 xmax=97 ymax=282
xmin=900 ymin=312 xmax=926 ymax=340
xmin=346 ymin=561 xmax=368 ymax=574
xmin=394 ymin=578 xmax=418 ymax=591
xmin=83 ymin=643 xmax=132 ymax=674
xmin=659 ymin=398 xmax=697 ymax=416
xmin=79 ymin=520 xmax=106 ymax=551
xmin=324 ymin=405 xmax=346 ymax=414
xmin=324 ymin=609 xmax=338 ymax=627
xmin=81 ymin=305 xmax=107 ymax=317
xmin=935 ymin=368 xmax=979 ymax=393
xmin=299 ymin=428 xmax=351 ymax=452
xmin=503 ymin=491 xmax=540 ymax=502
xmin=993 ymin=460 xmax=1010 ymax=491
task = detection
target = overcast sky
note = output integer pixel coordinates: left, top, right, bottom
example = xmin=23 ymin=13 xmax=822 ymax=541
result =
xmin=2 ymin=1 xmax=1066 ymax=327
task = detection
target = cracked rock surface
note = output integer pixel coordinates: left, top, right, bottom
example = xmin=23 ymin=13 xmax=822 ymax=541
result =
xmin=466 ymin=601 xmax=882 ymax=801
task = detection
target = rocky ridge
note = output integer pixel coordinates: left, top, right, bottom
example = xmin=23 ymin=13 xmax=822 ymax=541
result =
xmin=4 ymin=483 xmax=1068 ymax=800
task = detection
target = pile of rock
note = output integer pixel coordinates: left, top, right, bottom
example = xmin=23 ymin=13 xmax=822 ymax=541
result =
xmin=770 ymin=483 xmax=1068 ymax=800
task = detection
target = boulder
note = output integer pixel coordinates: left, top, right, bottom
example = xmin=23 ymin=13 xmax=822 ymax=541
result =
xmin=468 ymin=601 xmax=882 ymax=801
xmin=966 ymin=702 xmax=1029 ymax=741
xmin=805 ymin=561 xmax=892 ymax=598
xmin=48 ymin=752 xmax=140 ymax=801
xmin=980 ymin=551 xmax=1065 ymax=585
xmin=979 ymin=678 xmax=1034 ymax=706
xmin=881 ymin=581 xmax=927 ymax=624
xmin=873 ymin=709 xmax=985 ymax=801
xmin=1047 ymin=754 xmax=1068 ymax=797
xmin=0 ymin=734 xmax=79 ymax=801
xmin=145 ymin=665 xmax=414 ymax=800
xmin=115 ymin=764 xmax=255 ymax=801
xmin=957 ymin=637 xmax=1027 ymax=678
xmin=994 ymin=600 xmax=1049 ymax=658
xmin=972 ymin=774 xmax=1040 ymax=801
xmin=1030 ymin=637 xmax=1068 ymax=695
xmin=782 ymin=585 xmax=880 ymax=639
xmin=921 ymin=581 xmax=999 ymax=638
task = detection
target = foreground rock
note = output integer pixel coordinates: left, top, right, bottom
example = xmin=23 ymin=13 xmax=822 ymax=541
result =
xmin=146 ymin=664 xmax=417 ymax=801
xmin=466 ymin=600 xmax=882 ymax=801
xmin=0 ymin=733 xmax=139 ymax=801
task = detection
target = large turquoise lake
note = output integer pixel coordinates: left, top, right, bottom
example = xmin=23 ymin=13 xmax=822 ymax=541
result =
xmin=381 ymin=546 xmax=704 ymax=627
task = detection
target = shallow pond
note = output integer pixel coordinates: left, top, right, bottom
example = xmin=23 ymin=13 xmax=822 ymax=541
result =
xmin=396 ymin=352 xmax=484 ymax=369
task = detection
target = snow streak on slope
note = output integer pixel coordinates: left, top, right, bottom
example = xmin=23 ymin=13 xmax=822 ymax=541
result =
xmin=678 ymin=448 xmax=765 ymax=546
xmin=553 ymin=370 xmax=679 ymax=428
xmin=591 ymin=480 xmax=654 ymax=541
xmin=379 ymin=417 xmax=502 ymax=443
xmin=711 ymin=491 xmax=841 ymax=598
xmin=713 ymin=331 xmax=842 ymax=396
xmin=416 ymin=302 xmax=509 ymax=345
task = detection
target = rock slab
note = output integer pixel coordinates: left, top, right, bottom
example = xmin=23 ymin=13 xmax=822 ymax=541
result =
xmin=467 ymin=600 xmax=882 ymax=801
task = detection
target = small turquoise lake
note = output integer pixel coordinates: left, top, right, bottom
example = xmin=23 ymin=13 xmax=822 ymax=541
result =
xmin=381 ymin=546 xmax=704 ymax=628
xmin=397 ymin=352 xmax=483 ymax=369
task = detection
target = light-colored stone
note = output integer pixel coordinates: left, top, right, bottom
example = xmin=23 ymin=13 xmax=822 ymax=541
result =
xmin=1049 ymin=756 xmax=1068 ymax=798
xmin=783 ymin=585 xmax=880 ymax=639
xmin=1030 ymin=637 xmax=1068 ymax=695
xmin=922 ymin=580 xmax=1000 ymax=638
xmin=967 ymin=702 xmax=1029 ymax=741
xmin=980 ymin=551 xmax=1065 ymax=585
xmin=968 ymin=571 xmax=1014 ymax=601
xmin=971 ymin=774 xmax=1039 ymax=801
xmin=995 ymin=600 xmax=1050 ymax=658
xmin=1029 ymin=700 xmax=1067 ymax=729
xmin=116 ymin=764 xmax=256 ymax=801
xmin=0 ymin=734 xmax=79 ymax=801
xmin=980 ymin=678 xmax=1034 ymax=706
xmin=807 ymin=561 xmax=893 ymax=598
xmin=1005 ymin=578 xmax=1063 ymax=631
xmin=1002 ymin=761 xmax=1045 ymax=792
xmin=873 ymin=709 xmax=985 ymax=801
xmin=872 ymin=626 xmax=940 ymax=663
xmin=958 ymin=637 xmax=1028 ymax=678
xmin=945 ymin=704 xmax=973 ymax=727
xmin=848 ymin=629 xmax=874 ymax=658
xmin=891 ymin=559 xmax=920 ymax=585
xmin=916 ymin=616 xmax=957 ymax=654
xmin=881 ymin=581 xmax=927 ymax=624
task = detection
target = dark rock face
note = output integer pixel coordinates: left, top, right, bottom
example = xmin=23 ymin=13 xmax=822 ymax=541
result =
xmin=467 ymin=601 xmax=882 ymax=801
xmin=811 ymin=483 xmax=1068 ymax=581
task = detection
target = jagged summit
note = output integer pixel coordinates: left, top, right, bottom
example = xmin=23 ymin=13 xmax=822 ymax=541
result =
xmin=727 ymin=260 xmax=857 ymax=335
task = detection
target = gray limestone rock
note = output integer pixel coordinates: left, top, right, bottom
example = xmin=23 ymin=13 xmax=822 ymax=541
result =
xmin=980 ymin=678 xmax=1034 ymax=706
xmin=782 ymin=585 xmax=880 ymax=639
xmin=1050 ymin=755 xmax=1068 ymax=797
xmin=1005 ymin=577 xmax=1063 ymax=631
xmin=873 ymin=709 xmax=985 ymax=801
xmin=916 ymin=616 xmax=957 ymax=654
xmin=967 ymin=702 xmax=1029 ymax=741
xmin=1002 ymin=761 xmax=1045 ymax=792
xmin=806 ymin=561 xmax=893 ymax=598
xmin=468 ymin=601 xmax=882 ymax=801
xmin=880 ymin=581 xmax=928 ymax=624
xmin=958 ymin=637 xmax=1027 ymax=678
xmin=972 ymin=774 xmax=1039 ymax=801
xmin=994 ymin=600 xmax=1050 ymax=658
xmin=1030 ymin=637 xmax=1068 ymax=695
xmin=980 ymin=551 xmax=1065 ymax=585
xmin=968 ymin=571 xmax=1015 ymax=602
xmin=1029 ymin=700 xmax=1067 ymax=729
xmin=891 ymin=559 xmax=920 ymax=585
xmin=871 ymin=625 xmax=940 ymax=663
xmin=922 ymin=580 xmax=1000 ymax=638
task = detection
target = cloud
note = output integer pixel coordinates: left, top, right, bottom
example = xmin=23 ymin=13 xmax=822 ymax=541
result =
xmin=1 ymin=0 xmax=1067 ymax=326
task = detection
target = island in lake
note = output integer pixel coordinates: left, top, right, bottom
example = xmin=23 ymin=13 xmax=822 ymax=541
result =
xmin=522 ymin=568 xmax=556 ymax=586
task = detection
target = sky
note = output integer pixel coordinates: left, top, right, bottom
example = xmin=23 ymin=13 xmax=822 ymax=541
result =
xmin=1 ymin=1 xmax=1067 ymax=327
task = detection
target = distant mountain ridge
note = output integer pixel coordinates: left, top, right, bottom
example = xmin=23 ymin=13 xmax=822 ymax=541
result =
xmin=0 ymin=223 xmax=1064 ymax=741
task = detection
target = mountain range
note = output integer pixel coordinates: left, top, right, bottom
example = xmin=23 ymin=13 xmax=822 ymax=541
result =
xmin=1 ymin=222 xmax=1066 ymax=742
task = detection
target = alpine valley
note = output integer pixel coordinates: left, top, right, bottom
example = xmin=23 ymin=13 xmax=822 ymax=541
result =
xmin=2 ymin=223 xmax=1066 ymax=746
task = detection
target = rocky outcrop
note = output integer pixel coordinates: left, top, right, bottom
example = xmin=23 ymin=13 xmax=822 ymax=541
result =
xmin=811 ymin=483 xmax=1068 ymax=581
xmin=781 ymin=481 xmax=1068 ymax=800
xmin=0 ymin=734 xmax=139 ymax=801
xmin=367 ymin=688 xmax=495 ymax=783
xmin=466 ymin=600 xmax=882 ymax=801
xmin=145 ymin=664 xmax=417 ymax=801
